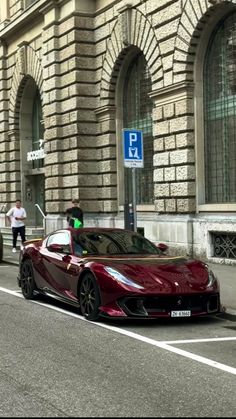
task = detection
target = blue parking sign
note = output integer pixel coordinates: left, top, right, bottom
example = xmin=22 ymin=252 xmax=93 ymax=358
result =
xmin=123 ymin=129 xmax=144 ymax=168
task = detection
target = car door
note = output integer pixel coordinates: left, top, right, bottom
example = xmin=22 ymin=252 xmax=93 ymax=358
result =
xmin=39 ymin=231 xmax=76 ymax=298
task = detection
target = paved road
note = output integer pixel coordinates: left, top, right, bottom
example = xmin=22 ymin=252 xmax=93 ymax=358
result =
xmin=0 ymin=264 xmax=235 ymax=417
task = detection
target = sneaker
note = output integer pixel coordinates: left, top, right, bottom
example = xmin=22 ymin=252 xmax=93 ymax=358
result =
xmin=12 ymin=248 xmax=17 ymax=253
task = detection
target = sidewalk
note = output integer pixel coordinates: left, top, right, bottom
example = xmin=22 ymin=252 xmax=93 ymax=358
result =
xmin=2 ymin=246 xmax=236 ymax=320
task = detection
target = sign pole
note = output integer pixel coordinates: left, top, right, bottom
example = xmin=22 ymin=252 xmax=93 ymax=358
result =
xmin=132 ymin=168 xmax=137 ymax=232
xmin=122 ymin=128 xmax=144 ymax=232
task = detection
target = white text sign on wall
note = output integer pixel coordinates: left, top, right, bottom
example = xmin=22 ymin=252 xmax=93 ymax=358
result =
xmin=27 ymin=148 xmax=45 ymax=161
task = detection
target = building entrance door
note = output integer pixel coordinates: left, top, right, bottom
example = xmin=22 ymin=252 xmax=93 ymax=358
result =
xmin=25 ymin=174 xmax=45 ymax=227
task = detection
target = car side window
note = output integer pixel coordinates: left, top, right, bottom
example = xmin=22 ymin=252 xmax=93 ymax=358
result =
xmin=46 ymin=232 xmax=71 ymax=254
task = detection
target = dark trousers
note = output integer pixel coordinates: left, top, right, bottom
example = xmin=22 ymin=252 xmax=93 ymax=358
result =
xmin=12 ymin=226 xmax=26 ymax=248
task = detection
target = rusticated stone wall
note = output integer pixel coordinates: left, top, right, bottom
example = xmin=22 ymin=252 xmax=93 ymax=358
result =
xmin=41 ymin=11 xmax=98 ymax=214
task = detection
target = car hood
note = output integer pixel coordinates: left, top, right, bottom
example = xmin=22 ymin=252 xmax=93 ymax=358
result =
xmin=85 ymin=255 xmax=211 ymax=293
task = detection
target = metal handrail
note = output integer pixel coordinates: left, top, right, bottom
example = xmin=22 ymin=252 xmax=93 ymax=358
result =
xmin=35 ymin=204 xmax=46 ymax=219
xmin=0 ymin=203 xmax=6 ymax=212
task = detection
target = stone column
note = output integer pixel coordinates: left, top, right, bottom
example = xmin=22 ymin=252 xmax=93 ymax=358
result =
xmin=150 ymin=81 xmax=196 ymax=214
xmin=0 ymin=0 xmax=10 ymax=29
xmin=95 ymin=105 xmax=118 ymax=213
xmin=0 ymin=41 xmax=17 ymax=217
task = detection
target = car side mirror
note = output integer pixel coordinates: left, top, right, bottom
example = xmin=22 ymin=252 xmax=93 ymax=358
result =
xmin=47 ymin=243 xmax=64 ymax=252
xmin=157 ymin=243 xmax=168 ymax=253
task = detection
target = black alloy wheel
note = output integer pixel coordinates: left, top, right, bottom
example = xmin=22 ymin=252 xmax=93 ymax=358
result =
xmin=79 ymin=273 xmax=101 ymax=321
xmin=20 ymin=259 xmax=37 ymax=299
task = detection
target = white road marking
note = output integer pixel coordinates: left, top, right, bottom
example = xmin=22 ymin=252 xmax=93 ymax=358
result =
xmin=0 ymin=288 xmax=23 ymax=296
xmin=162 ymin=337 xmax=236 ymax=344
xmin=0 ymin=286 xmax=236 ymax=375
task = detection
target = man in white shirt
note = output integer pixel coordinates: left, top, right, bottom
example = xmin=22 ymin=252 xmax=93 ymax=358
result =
xmin=6 ymin=199 xmax=27 ymax=252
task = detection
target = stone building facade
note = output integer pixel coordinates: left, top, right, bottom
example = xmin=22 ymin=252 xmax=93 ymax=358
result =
xmin=0 ymin=0 xmax=236 ymax=264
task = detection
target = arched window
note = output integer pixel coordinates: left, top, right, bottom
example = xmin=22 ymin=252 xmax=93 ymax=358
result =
xmin=204 ymin=13 xmax=236 ymax=203
xmin=32 ymin=89 xmax=44 ymax=169
xmin=123 ymin=53 xmax=153 ymax=205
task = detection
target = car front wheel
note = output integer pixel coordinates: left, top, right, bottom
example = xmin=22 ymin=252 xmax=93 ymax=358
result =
xmin=20 ymin=259 xmax=37 ymax=299
xmin=79 ymin=273 xmax=101 ymax=321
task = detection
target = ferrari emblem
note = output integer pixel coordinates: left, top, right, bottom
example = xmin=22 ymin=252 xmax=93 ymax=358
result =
xmin=67 ymin=263 xmax=71 ymax=270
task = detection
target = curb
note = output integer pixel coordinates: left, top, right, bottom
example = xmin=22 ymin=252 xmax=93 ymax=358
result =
xmin=217 ymin=309 xmax=236 ymax=322
xmin=2 ymin=258 xmax=19 ymax=266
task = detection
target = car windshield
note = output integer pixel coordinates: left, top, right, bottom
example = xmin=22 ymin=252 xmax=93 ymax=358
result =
xmin=72 ymin=230 xmax=160 ymax=256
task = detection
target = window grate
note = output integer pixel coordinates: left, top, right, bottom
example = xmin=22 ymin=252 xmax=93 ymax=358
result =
xmin=24 ymin=0 xmax=38 ymax=8
xmin=212 ymin=232 xmax=236 ymax=259
xmin=123 ymin=53 xmax=153 ymax=205
xmin=204 ymin=13 xmax=236 ymax=204
xmin=32 ymin=90 xmax=44 ymax=169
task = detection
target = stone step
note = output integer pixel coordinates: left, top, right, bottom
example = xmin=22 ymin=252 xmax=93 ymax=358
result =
xmin=1 ymin=227 xmax=44 ymax=247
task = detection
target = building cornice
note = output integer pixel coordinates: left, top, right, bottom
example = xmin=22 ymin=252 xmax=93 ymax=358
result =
xmin=95 ymin=105 xmax=116 ymax=121
xmin=149 ymin=81 xmax=194 ymax=106
xmin=0 ymin=0 xmax=57 ymax=42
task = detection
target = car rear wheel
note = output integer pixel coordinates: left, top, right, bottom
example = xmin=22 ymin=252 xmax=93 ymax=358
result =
xmin=79 ymin=273 xmax=101 ymax=321
xmin=20 ymin=259 xmax=37 ymax=299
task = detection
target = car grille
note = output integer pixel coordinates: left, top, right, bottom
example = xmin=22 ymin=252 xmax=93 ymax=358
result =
xmin=119 ymin=293 xmax=220 ymax=317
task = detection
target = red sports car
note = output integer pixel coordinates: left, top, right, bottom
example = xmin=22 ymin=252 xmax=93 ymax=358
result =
xmin=17 ymin=227 xmax=221 ymax=321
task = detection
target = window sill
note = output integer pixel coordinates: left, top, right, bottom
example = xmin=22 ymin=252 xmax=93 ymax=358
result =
xmin=198 ymin=203 xmax=236 ymax=212
xmin=119 ymin=205 xmax=155 ymax=212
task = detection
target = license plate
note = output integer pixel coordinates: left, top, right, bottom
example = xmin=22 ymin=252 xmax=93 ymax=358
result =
xmin=171 ymin=310 xmax=191 ymax=317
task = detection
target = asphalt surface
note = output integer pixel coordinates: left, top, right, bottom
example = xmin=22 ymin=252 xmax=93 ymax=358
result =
xmin=0 ymin=263 xmax=235 ymax=417
xmin=0 ymin=267 xmax=235 ymax=417
xmin=2 ymin=246 xmax=236 ymax=320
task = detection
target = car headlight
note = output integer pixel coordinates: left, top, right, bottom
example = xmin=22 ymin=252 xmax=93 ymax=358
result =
xmin=104 ymin=267 xmax=144 ymax=289
xmin=206 ymin=266 xmax=218 ymax=287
